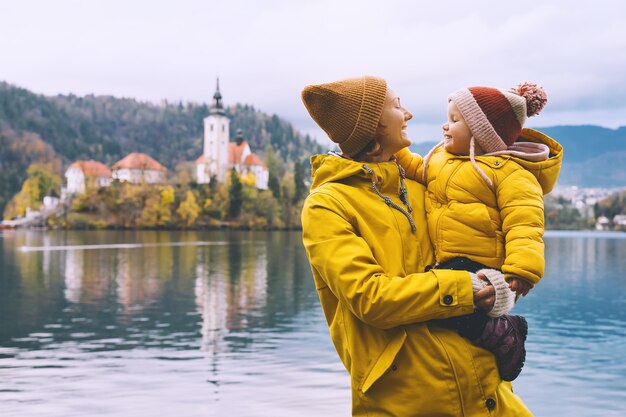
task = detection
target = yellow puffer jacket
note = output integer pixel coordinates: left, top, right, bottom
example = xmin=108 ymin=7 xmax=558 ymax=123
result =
xmin=302 ymin=153 xmax=533 ymax=416
xmin=396 ymin=128 xmax=563 ymax=284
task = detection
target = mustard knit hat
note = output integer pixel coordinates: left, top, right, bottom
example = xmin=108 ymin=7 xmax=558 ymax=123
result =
xmin=301 ymin=76 xmax=387 ymax=156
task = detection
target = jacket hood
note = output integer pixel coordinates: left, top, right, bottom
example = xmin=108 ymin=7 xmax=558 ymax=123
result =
xmin=310 ymin=153 xmax=364 ymax=190
xmin=508 ymin=128 xmax=563 ymax=194
xmin=310 ymin=153 xmax=403 ymax=193
xmin=472 ymin=128 xmax=562 ymax=194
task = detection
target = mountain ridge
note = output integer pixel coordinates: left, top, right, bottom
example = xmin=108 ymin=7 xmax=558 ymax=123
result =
xmin=410 ymin=124 xmax=626 ymax=188
xmin=0 ymin=81 xmax=323 ymax=213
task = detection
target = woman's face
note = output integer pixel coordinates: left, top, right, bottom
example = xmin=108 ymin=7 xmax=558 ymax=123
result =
xmin=375 ymin=87 xmax=413 ymax=155
xmin=442 ymin=100 xmax=474 ymax=155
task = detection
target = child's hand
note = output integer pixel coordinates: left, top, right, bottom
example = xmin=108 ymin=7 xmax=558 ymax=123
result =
xmin=508 ymin=277 xmax=532 ymax=297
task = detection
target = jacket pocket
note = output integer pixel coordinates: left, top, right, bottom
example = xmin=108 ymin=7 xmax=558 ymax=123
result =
xmin=359 ymin=329 xmax=407 ymax=393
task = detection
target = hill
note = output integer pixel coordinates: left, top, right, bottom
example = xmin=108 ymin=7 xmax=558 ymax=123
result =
xmin=410 ymin=125 xmax=626 ymax=188
xmin=0 ymin=82 xmax=323 ymax=214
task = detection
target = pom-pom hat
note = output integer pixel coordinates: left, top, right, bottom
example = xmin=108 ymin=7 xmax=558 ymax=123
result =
xmin=422 ymin=82 xmax=549 ymax=187
xmin=449 ymin=82 xmax=548 ymax=153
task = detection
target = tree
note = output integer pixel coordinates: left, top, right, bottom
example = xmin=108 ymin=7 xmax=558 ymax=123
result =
xmin=176 ymin=190 xmax=200 ymax=227
xmin=293 ymin=159 xmax=306 ymax=203
xmin=27 ymin=163 xmax=61 ymax=199
xmin=264 ymin=144 xmax=283 ymax=200
xmin=3 ymin=163 xmax=61 ymax=219
xmin=115 ymin=183 xmax=146 ymax=228
xmin=175 ymin=162 xmax=195 ymax=188
xmin=228 ymin=168 xmax=243 ymax=219
xmin=140 ymin=185 xmax=175 ymax=227
xmin=268 ymin=172 xmax=281 ymax=200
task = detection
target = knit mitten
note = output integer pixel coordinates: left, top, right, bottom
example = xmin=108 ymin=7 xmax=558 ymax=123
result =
xmin=469 ymin=272 xmax=487 ymax=293
xmin=470 ymin=269 xmax=515 ymax=317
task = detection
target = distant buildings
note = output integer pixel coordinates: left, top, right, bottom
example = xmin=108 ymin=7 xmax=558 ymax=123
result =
xmin=65 ymin=160 xmax=113 ymax=194
xmin=112 ymin=152 xmax=167 ymax=184
xmin=595 ymin=216 xmax=610 ymax=231
xmin=614 ymin=215 xmax=626 ymax=227
xmin=195 ymin=79 xmax=268 ymax=190
xmin=63 ymin=153 xmax=167 ymax=194
xmin=64 ymin=153 xmax=167 ymax=196
xmin=62 ymin=80 xmax=269 ymax=198
xmin=551 ymin=185 xmax=626 ymax=230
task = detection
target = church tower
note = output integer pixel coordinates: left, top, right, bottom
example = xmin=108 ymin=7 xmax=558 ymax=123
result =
xmin=203 ymin=78 xmax=230 ymax=183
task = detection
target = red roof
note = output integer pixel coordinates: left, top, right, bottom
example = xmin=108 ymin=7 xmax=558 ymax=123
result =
xmin=196 ymin=142 xmax=267 ymax=169
xmin=228 ymin=142 xmax=247 ymax=164
xmin=112 ymin=153 xmax=167 ymax=172
xmin=243 ymin=154 xmax=268 ymax=169
xmin=69 ymin=160 xmax=112 ymax=177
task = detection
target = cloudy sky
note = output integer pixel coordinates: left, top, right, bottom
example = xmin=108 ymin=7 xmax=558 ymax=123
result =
xmin=1 ymin=0 xmax=625 ymax=145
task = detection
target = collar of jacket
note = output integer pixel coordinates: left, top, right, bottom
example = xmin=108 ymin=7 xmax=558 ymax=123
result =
xmin=309 ymin=153 xmax=404 ymax=195
xmin=433 ymin=128 xmax=563 ymax=194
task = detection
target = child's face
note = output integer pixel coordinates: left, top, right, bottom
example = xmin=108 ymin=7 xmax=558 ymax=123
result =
xmin=442 ymin=101 xmax=473 ymax=155
xmin=376 ymin=87 xmax=413 ymax=155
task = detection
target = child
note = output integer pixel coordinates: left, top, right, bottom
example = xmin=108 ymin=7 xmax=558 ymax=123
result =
xmin=396 ymin=83 xmax=563 ymax=381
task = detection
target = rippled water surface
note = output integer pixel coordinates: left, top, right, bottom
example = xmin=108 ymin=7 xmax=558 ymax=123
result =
xmin=1 ymin=230 xmax=625 ymax=416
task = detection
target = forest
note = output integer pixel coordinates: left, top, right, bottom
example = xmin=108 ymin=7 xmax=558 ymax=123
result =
xmin=0 ymin=82 xmax=322 ymax=228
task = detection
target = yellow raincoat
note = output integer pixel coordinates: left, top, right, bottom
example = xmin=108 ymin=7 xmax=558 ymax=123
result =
xmin=396 ymin=128 xmax=563 ymax=285
xmin=302 ymin=153 xmax=533 ymax=416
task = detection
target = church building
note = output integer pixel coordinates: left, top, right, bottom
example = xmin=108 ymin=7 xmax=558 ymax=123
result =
xmin=196 ymin=80 xmax=268 ymax=190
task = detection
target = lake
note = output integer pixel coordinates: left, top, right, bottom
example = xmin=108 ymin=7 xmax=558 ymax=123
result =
xmin=1 ymin=230 xmax=625 ymax=416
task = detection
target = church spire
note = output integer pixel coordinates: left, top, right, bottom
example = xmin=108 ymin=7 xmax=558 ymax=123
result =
xmin=210 ymin=77 xmax=225 ymax=115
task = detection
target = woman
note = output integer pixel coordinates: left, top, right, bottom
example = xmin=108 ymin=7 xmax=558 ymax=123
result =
xmin=300 ymin=76 xmax=533 ymax=416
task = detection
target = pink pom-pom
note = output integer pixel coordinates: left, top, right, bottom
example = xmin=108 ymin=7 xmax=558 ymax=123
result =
xmin=511 ymin=82 xmax=547 ymax=117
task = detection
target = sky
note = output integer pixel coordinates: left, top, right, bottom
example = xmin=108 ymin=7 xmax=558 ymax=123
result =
xmin=1 ymin=0 xmax=625 ymax=146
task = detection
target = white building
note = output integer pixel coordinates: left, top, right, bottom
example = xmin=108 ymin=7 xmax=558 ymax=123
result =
xmin=43 ymin=196 xmax=60 ymax=210
xmin=596 ymin=216 xmax=610 ymax=231
xmin=65 ymin=160 xmax=113 ymax=194
xmin=112 ymin=153 xmax=166 ymax=184
xmin=614 ymin=214 xmax=626 ymax=226
xmin=196 ymin=79 xmax=268 ymax=190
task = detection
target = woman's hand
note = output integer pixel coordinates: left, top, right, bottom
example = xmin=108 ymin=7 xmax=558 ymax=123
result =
xmin=473 ymin=272 xmax=495 ymax=312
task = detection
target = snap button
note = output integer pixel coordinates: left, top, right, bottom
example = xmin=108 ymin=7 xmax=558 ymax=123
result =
xmin=493 ymin=160 xmax=500 ymax=167
xmin=447 ymin=160 xmax=454 ymax=164
xmin=391 ymin=364 xmax=398 ymax=371
xmin=443 ymin=295 xmax=453 ymax=305
xmin=486 ymin=398 xmax=496 ymax=410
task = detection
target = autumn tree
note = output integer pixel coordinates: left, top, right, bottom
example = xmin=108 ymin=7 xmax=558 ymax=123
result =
xmin=293 ymin=159 xmax=307 ymax=203
xmin=3 ymin=163 xmax=61 ymax=219
xmin=227 ymin=168 xmax=243 ymax=219
xmin=176 ymin=190 xmax=200 ymax=227
xmin=264 ymin=144 xmax=283 ymax=200
xmin=140 ymin=185 xmax=175 ymax=227
xmin=114 ymin=183 xmax=146 ymax=228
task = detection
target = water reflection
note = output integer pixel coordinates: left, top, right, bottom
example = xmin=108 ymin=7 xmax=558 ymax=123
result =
xmin=512 ymin=232 xmax=626 ymax=416
xmin=64 ymin=249 xmax=83 ymax=303
xmin=0 ymin=230 xmax=318 ymax=354
xmin=1 ymin=230 xmax=625 ymax=417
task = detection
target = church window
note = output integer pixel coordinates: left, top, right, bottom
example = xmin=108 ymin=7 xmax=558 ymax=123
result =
xmin=210 ymin=124 xmax=214 ymax=131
